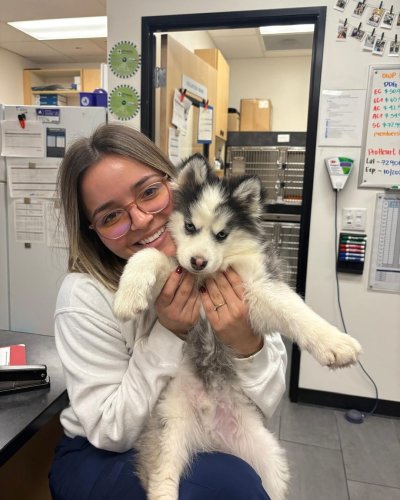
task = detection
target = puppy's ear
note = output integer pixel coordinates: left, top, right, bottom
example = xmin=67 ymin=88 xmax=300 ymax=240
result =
xmin=231 ymin=176 xmax=263 ymax=214
xmin=175 ymin=154 xmax=212 ymax=188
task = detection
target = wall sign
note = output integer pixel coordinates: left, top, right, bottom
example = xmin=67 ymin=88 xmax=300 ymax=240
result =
xmin=359 ymin=65 xmax=400 ymax=188
xmin=108 ymin=85 xmax=140 ymax=121
xmin=181 ymin=75 xmax=207 ymax=101
xmin=108 ymin=41 xmax=141 ymax=79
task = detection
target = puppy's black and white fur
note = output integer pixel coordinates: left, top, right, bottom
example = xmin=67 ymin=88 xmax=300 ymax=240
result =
xmin=114 ymin=154 xmax=362 ymax=500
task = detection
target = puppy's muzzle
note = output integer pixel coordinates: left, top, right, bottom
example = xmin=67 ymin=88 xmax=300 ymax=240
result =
xmin=190 ymin=256 xmax=208 ymax=271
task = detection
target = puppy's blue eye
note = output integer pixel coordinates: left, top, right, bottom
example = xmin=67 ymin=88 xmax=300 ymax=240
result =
xmin=215 ymin=231 xmax=228 ymax=241
xmin=185 ymin=222 xmax=196 ymax=233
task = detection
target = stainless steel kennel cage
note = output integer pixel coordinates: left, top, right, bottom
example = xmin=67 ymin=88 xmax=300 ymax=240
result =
xmin=226 ymin=143 xmax=306 ymax=289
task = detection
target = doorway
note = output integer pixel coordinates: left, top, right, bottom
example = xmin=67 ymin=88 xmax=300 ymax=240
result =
xmin=140 ymin=7 xmax=327 ymax=402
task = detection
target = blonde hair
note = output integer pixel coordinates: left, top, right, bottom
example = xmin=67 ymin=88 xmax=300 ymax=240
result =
xmin=58 ymin=123 xmax=176 ymax=291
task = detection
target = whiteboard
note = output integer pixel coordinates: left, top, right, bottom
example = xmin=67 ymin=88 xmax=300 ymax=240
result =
xmin=358 ymin=65 xmax=400 ymax=189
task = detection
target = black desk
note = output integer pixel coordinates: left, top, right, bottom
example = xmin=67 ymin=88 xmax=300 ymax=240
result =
xmin=0 ymin=330 xmax=68 ymax=466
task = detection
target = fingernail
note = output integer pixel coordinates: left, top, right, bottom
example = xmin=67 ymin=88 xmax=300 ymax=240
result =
xmin=199 ymin=285 xmax=206 ymax=293
xmin=176 ymin=265 xmax=183 ymax=274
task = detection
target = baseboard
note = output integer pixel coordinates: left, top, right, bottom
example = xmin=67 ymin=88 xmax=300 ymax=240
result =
xmin=292 ymin=388 xmax=400 ymax=417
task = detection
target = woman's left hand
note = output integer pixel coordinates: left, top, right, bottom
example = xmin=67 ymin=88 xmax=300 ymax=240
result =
xmin=200 ymin=267 xmax=263 ymax=357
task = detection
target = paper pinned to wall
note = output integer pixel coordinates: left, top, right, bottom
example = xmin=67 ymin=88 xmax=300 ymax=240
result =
xmin=7 ymin=160 xmax=59 ymax=199
xmin=319 ymin=90 xmax=366 ymax=146
xmin=168 ymin=127 xmax=181 ymax=166
xmin=198 ymin=104 xmax=213 ymax=144
xmin=0 ymin=120 xmax=44 ymax=157
xmin=13 ymin=198 xmax=45 ymax=243
xmin=171 ymin=89 xmax=192 ymax=133
xmin=45 ymin=200 xmax=67 ymax=248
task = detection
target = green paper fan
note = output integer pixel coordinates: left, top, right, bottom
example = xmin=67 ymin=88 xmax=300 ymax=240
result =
xmin=108 ymin=85 xmax=140 ymax=121
xmin=108 ymin=41 xmax=141 ymax=78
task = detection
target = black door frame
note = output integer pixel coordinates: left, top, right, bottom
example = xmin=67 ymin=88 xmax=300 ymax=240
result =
xmin=141 ymin=6 xmax=327 ymax=404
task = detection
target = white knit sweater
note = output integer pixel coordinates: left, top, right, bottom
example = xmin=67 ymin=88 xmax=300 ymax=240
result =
xmin=55 ymin=272 xmax=287 ymax=452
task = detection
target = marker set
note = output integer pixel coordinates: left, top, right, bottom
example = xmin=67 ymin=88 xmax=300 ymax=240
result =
xmin=337 ymin=233 xmax=367 ymax=274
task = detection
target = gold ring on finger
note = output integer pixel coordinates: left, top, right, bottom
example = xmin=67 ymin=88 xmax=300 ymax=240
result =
xmin=213 ymin=302 xmax=226 ymax=311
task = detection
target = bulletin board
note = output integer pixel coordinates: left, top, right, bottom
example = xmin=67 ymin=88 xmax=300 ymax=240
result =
xmin=159 ymin=35 xmax=217 ymax=162
xmin=358 ymin=65 xmax=400 ymax=189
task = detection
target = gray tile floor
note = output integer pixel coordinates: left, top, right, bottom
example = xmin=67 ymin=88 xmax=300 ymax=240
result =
xmin=266 ymin=342 xmax=400 ymax=500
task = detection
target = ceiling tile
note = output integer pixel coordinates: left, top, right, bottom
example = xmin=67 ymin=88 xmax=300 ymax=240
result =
xmin=213 ymin=35 xmax=264 ymax=59
xmin=46 ymin=39 xmax=106 ymax=57
xmin=208 ymin=28 xmax=259 ymax=38
xmin=0 ymin=23 xmax=33 ymax=43
xmin=0 ymin=40 xmax=65 ymax=57
xmin=0 ymin=0 xmax=105 ymax=22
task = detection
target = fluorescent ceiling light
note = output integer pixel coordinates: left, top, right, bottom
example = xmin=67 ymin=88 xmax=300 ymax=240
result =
xmin=8 ymin=16 xmax=107 ymax=40
xmin=259 ymin=24 xmax=314 ymax=35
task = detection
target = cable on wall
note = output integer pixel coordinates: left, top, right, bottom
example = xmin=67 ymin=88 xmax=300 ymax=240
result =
xmin=334 ymin=190 xmax=379 ymax=424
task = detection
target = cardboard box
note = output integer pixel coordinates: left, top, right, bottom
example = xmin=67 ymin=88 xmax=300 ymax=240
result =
xmin=228 ymin=111 xmax=240 ymax=132
xmin=240 ymin=99 xmax=272 ymax=131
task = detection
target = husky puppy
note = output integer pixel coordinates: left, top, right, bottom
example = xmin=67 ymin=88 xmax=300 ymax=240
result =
xmin=114 ymin=154 xmax=361 ymax=500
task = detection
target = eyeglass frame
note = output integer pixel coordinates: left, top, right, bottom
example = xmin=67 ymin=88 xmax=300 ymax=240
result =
xmin=88 ymin=174 xmax=171 ymax=240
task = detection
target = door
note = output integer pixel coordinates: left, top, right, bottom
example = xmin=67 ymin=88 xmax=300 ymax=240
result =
xmin=157 ymin=34 xmax=218 ymax=161
xmin=141 ymin=8 xmax=326 ymax=402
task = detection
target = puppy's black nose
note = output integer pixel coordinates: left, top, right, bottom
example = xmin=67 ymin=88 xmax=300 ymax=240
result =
xmin=190 ymin=257 xmax=208 ymax=271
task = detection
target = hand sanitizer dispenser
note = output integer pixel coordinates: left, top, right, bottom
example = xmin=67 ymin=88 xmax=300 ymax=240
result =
xmin=325 ymin=157 xmax=354 ymax=191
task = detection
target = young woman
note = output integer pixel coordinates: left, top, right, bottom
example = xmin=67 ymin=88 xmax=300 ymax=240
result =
xmin=49 ymin=123 xmax=287 ymax=500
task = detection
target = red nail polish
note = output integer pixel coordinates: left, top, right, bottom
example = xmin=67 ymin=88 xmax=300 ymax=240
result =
xmin=199 ymin=286 xmax=206 ymax=293
xmin=176 ymin=265 xmax=183 ymax=274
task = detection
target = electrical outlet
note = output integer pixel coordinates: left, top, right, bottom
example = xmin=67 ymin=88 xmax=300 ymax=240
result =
xmin=342 ymin=208 xmax=367 ymax=231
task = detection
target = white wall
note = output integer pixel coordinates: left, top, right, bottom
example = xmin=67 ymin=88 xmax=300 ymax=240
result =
xmin=107 ymin=0 xmax=400 ymax=404
xmin=0 ymin=48 xmax=36 ymax=104
xmin=228 ymin=56 xmax=311 ymax=131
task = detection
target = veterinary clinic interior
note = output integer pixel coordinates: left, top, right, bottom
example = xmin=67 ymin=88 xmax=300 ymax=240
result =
xmin=0 ymin=1 xmax=399 ymax=499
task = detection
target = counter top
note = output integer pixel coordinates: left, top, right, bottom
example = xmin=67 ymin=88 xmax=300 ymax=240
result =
xmin=0 ymin=330 xmax=67 ymax=466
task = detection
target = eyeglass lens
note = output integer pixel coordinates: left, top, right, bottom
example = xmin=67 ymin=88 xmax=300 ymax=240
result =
xmin=95 ymin=179 xmax=169 ymax=239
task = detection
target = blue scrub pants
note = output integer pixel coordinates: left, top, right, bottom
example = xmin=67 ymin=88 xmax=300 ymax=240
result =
xmin=49 ymin=435 xmax=271 ymax=499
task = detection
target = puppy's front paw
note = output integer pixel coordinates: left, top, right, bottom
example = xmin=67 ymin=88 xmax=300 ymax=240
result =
xmin=113 ymin=269 xmax=157 ymax=321
xmin=113 ymin=285 xmax=151 ymax=321
xmin=310 ymin=328 xmax=362 ymax=368
xmin=113 ymin=248 xmax=172 ymax=322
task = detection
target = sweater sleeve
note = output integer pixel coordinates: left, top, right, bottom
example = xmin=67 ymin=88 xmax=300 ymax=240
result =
xmin=232 ymin=332 xmax=288 ymax=420
xmin=55 ymin=273 xmax=184 ymax=452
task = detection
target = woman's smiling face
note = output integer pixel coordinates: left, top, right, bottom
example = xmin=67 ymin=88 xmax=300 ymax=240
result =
xmin=81 ymin=154 xmax=176 ymax=260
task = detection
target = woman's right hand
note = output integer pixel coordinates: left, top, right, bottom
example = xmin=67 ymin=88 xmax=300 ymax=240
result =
xmin=155 ymin=266 xmax=201 ymax=339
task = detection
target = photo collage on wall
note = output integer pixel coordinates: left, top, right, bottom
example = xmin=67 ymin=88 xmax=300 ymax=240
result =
xmin=334 ymin=0 xmax=400 ymax=56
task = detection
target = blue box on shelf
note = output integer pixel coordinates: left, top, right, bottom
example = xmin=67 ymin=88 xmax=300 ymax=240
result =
xmin=80 ymin=89 xmax=107 ymax=107
xmin=80 ymin=92 xmax=95 ymax=107
xmin=94 ymin=89 xmax=107 ymax=107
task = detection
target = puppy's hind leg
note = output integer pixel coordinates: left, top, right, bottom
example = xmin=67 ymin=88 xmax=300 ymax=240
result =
xmin=218 ymin=404 xmax=289 ymax=500
xmin=139 ymin=376 xmax=200 ymax=500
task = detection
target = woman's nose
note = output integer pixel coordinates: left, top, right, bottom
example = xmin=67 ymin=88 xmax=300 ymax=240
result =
xmin=128 ymin=204 xmax=153 ymax=229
